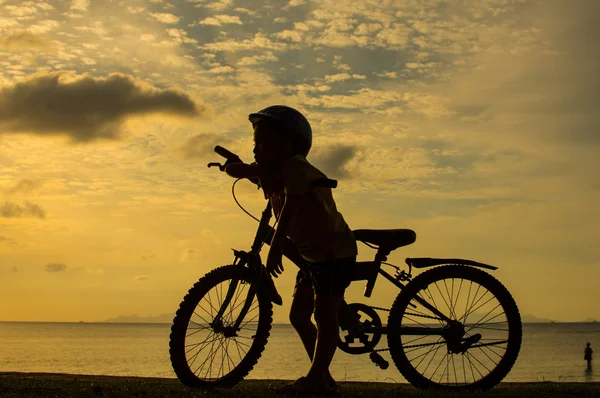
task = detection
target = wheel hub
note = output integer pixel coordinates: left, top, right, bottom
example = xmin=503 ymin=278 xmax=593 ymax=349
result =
xmin=444 ymin=320 xmax=466 ymax=353
xmin=210 ymin=319 xmax=238 ymax=337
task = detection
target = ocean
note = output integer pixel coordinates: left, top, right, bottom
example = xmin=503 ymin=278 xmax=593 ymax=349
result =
xmin=0 ymin=322 xmax=598 ymax=383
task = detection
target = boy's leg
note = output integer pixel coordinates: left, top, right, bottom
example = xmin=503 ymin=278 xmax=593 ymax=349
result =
xmin=302 ymin=256 xmax=355 ymax=388
xmin=289 ymin=270 xmax=337 ymax=388
xmin=305 ymin=294 xmax=343 ymax=386
xmin=289 ymin=272 xmax=316 ymax=359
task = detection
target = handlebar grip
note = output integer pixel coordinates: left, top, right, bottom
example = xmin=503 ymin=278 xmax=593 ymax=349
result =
xmin=313 ymin=177 xmax=338 ymax=189
xmin=214 ymin=145 xmax=239 ymax=161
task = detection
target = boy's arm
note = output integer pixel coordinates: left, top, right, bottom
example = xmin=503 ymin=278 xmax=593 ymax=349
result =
xmin=270 ymin=194 xmax=301 ymax=246
xmin=225 ymin=162 xmax=260 ymax=179
xmin=266 ymin=193 xmax=301 ymax=277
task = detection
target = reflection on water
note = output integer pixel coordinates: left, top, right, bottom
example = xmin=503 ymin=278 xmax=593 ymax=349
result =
xmin=0 ymin=322 xmax=598 ymax=383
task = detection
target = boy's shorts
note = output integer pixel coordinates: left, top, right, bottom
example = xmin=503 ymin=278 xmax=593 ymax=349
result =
xmin=293 ymin=255 xmax=356 ymax=297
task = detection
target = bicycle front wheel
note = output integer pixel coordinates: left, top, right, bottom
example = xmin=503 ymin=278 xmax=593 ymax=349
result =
xmin=387 ymin=265 xmax=521 ymax=390
xmin=169 ymin=265 xmax=273 ymax=387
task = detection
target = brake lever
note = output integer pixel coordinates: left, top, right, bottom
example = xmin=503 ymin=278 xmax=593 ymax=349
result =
xmin=207 ymin=162 xmax=225 ymax=171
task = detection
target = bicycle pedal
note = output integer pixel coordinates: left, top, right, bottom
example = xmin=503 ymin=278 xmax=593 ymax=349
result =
xmin=369 ymin=351 xmax=389 ymax=369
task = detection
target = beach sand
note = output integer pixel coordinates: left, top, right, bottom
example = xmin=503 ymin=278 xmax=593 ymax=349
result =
xmin=1 ymin=372 xmax=599 ymax=397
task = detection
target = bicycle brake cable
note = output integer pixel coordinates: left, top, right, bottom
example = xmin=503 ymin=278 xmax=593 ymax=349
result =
xmin=231 ymin=178 xmax=280 ymax=251
xmin=232 ymin=178 xmax=259 ymax=222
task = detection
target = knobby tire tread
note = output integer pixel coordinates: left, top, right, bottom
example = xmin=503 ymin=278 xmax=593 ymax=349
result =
xmin=169 ymin=265 xmax=273 ymax=388
xmin=387 ymin=265 xmax=522 ymax=391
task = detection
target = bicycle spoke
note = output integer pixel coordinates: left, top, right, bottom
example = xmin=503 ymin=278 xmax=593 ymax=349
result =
xmin=192 ymin=309 xmax=212 ymax=326
xmin=452 ymin=354 xmax=458 ymax=386
xmin=433 ymin=282 xmax=455 ymax=321
xmin=465 ymin=307 xmax=504 ymax=334
xmin=187 ymin=334 xmax=218 ymax=369
xmin=195 ymin=334 xmax=219 ymax=378
xmin=462 ymin=288 xmax=491 ymax=322
xmin=465 ymin=351 xmax=485 ymax=380
xmin=417 ymin=288 xmax=445 ymax=326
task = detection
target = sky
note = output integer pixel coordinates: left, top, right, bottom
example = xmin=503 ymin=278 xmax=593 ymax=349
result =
xmin=0 ymin=0 xmax=598 ymax=323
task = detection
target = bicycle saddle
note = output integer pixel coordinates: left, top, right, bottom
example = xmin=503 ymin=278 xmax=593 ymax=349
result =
xmin=353 ymin=229 xmax=416 ymax=251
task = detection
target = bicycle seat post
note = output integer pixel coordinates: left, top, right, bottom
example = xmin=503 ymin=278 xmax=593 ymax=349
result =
xmin=364 ymin=247 xmax=389 ymax=297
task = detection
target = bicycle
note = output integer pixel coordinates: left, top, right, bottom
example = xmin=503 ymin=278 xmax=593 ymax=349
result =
xmin=169 ymin=146 xmax=522 ymax=390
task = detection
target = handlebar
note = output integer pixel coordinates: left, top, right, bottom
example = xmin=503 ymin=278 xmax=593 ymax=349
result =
xmin=214 ymin=145 xmax=239 ymax=161
xmin=208 ymin=145 xmax=338 ymax=188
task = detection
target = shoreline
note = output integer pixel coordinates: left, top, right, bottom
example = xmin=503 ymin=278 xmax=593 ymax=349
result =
xmin=1 ymin=372 xmax=599 ymax=397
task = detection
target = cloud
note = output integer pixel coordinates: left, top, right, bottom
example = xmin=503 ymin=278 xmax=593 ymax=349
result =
xmin=0 ymin=72 xmax=203 ymax=142
xmin=198 ymin=15 xmax=242 ymax=26
xmin=236 ymin=52 xmax=278 ymax=66
xmin=323 ymin=73 xmax=366 ymax=83
xmin=13 ymin=266 xmax=18 ymax=272
xmin=1 ymin=201 xmax=45 ymax=218
xmin=46 ymin=263 xmax=67 ymax=272
xmin=200 ymin=33 xmax=288 ymax=52
xmin=5 ymin=4 xmax=40 ymax=17
xmin=140 ymin=253 xmax=156 ymax=260
xmin=0 ymin=31 xmax=53 ymax=51
xmin=180 ymin=248 xmax=201 ymax=262
xmin=444 ymin=0 xmax=600 ymax=147
xmin=134 ymin=275 xmax=150 ymax=282
xmin=204 ymin=0 xmax=233 ymax=12
xmin=0 ymin=236 xmax=18 ymax=245
xmin=177 ymin=133 xmax=233 ymax=159
xmin=3 ymin=179 xmax=44 ymax=195
xmin=273 ymin=30 xmax=303 ymax=42
xmin=26 ymin=20 xmax=60 ymax=34
xmin=208 ymin=65 xmax=234 ymax=74
xmin=314 ymin=144 xmax=360 ymax=179
xmin=71 ymin=0 xmax=90 ymax=12
xmin=149 ymin=12 xmax=180 ymax=24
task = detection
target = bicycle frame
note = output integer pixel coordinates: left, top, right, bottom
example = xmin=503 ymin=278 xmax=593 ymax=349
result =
xmin=211 ymin=200 xmax=453 ymax=340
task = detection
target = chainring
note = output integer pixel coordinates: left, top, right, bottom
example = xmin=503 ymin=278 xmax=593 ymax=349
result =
xmin=337 ymin=303 xmax=383 ymax=354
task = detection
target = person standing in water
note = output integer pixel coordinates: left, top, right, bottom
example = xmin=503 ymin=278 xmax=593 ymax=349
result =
xmin=585 ymin=342 xmax=593 ymax=371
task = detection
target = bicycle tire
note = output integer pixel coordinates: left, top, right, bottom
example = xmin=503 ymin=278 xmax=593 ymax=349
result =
xmin=169 ymin=264 xmax=273 ymax=387
xmin=387 ymin=265 xmax=522 ymax=390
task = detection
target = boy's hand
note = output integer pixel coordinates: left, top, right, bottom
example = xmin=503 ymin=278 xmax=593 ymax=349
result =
xmin=266 ymin=241 xmax=284 ymax=278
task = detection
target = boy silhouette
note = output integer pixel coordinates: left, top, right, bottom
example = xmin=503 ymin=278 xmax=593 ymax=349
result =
xmin=226 ymin=105 xmax=357 ymax=393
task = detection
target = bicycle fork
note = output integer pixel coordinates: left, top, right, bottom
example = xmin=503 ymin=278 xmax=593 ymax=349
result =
xmin=210 ymin=249 xmax=265 ymax=338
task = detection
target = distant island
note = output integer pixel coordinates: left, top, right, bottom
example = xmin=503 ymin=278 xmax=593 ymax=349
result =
xmin=103 ymin=313 xmax=174 ymax=324
xmin=102 ymin=313 xmax=598 ymax=324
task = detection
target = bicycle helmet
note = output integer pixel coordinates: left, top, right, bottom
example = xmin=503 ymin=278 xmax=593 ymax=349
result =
xmin=248 ymin=105 xmax=312 ymax=156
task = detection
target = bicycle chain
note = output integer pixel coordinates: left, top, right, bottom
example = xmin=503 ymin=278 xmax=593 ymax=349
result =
xmin=368 ymin=305 xmax=441 ymax=321
xmin=366 ymin=306 xmax=446 ymax=353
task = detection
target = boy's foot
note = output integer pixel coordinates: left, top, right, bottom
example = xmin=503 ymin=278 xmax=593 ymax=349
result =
xmin=326 ymin=374 xmax=339 ymax=391
xmin=278 ymin=376 xmax=335 ymax=395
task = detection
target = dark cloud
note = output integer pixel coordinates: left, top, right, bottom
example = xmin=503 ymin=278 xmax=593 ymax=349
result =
xmin=46 ymin=263 xmax=67 ymax=272
xmin=0 ymin=72 xmax=204 ymax=142
xmin=12 ymin=266 xmax=18 ymax=272
xmin=134 ymin=275 xmax=150 ymax=282
xmin=1 ymin=201 xmax=45 ymax=218
xmin=178 ymin=133 xmax=233 ymax=159
xmin=313 ymin=144 xmax=359 ymax=179
xmin=3 ymin=179 xmax=44 ymax=195
xmin=140 ymin=253 xmax=156 ymax=260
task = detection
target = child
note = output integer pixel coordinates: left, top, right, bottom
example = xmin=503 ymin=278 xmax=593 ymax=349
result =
xmin=226 ymin=105 xmax=357 ymax=393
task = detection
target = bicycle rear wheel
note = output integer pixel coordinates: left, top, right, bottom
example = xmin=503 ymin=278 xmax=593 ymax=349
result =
xmin=387 ymin=265 xmax=521 ymax=390
xmin=169 ymin=265 xmax=273 ymax=387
